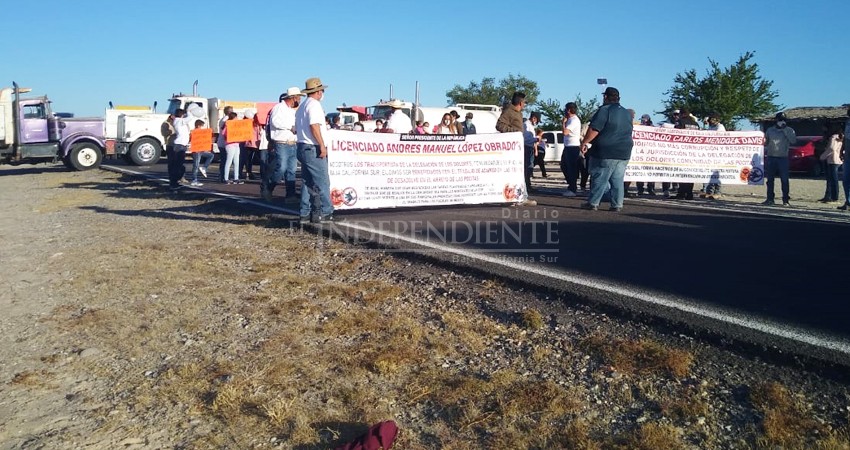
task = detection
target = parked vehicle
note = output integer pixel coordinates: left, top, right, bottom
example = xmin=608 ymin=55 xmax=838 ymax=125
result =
xmin=788 ymin=136 xmax=824 ymax=176
xmin=540 ymin=130 xmax=564 ymax=163
xmin=358 ymin=100 xmax=502 ymax=134
xmin=1 ymin=82 xmax=106 ymax=170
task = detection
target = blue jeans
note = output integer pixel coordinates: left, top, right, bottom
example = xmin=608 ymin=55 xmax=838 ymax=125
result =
xmin=192 ymin=152 xmax=214 ymax=182
xmin=560 ymin=146 xmax=581 ymax=192
xmin=296 ymin=143 xmax=334 ymax=218
xmin=587 ymin=158 xmax=628 ymax=208
xmin=842 ymin=155 xmax=850 ymax=205
xmin=825 ymin=163 xmax=840 ymax=201
xmin=264 ymin=142 xmax=297 ymax=196
xmin=168 ymin=144 xmax=187 ymax=187
xmin=765 ymin=156 xmax=790 ymax=203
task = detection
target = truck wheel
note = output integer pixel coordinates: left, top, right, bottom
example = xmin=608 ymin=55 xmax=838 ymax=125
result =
xmin=68 ymin=142 xmax=103 ymax=171
xmin=129 ymin=137 xmax=162 ymax=166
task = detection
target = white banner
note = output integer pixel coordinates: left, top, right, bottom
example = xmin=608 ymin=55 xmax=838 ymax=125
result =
xmin=327 ymin=130 xmax=526 ymax=210
xmin=625 ymin=125 xmax=766 ymax=185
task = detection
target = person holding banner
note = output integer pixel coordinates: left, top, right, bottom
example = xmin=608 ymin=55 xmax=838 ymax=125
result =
xmin=579 ymin=87 xmax=633 ymax=211
xmin=189 ymin=120 xmax=214 ymax=187
xmin=240 ymin=109 xmax=261 ymax=181
xmin=217 ymin=106 xmax=234 ymax=182
xmin=496 ymin=92 xmax=536 ymax=206
xmin=263 ymin=87 xmax=302 ymax=201
xmin=762 ymin=112 xmax=796 ymax=206
xmin=701 ymin=113 xmax=726 ymax=199
xmin=221 ymin=112 xmax=244 ymax=184
xmin=672 ymin=108 xmax=700 ymax=200
xmin=296 ymin=77 xmax=339 ymax=223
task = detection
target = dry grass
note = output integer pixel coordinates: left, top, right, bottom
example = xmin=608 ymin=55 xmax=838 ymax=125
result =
xmin=10 ymin=370 xmax=55 ymax=388
xmin=520 ymin=308 xmax=545 ymax=330
xmin=659 ymin=385 xmax=710 ymax=421
xmin=26 ymin=174 xmax=850 ymax=450
xmin=613 ymin=422 xmax=688 ymax=450
xmin=749 ymin=381 xmax=848 ymax=449
xmin=580 ymin=333 xmax=694 ymax=378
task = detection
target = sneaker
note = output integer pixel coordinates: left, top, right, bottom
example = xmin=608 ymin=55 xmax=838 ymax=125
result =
xmin=199 ymin=167 xmax=207 ymax=178
xmin=180 ymin=177 xmax=190 ymax=185
xmin=662 ymin=190 xmax=670 ymax=198
xmin=580 ymin=202 xmax=598 ymax=210
xmin=782 ymin=201 xmax=791 ymax=207
xmin=699 ymin=192 xmax=709 ymax=199
xmin=514 ymin=199 xmax=538 ymax=206
xmin=838 ymin=204 xmax=850 ymax=211
xmin=261 ymin=189 xmax=272 ymax=201
xmin=646 ymin=190 xmax=656 ymax=196
xmin=562 ymin=190 xmax=577 ymax=198
xmin=226 ymin=180 xmax=235 ymax=185
xmin=320 ymin=214 xmax=345 ymax=223
xmin=609 ymin=206 xmax=622 ymax=212
xmin=190 ymin=181 xmax=203 ymax=187
xmin=236 ymin=180 xmax=245 ymax=185
xmin=760 ymin=200 xmax=775 ymax=206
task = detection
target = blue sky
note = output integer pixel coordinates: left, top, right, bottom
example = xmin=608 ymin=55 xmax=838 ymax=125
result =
xmin=3 ymin=0 xmax=847 ymax=128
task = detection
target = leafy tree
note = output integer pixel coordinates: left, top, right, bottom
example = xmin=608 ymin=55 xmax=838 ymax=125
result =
xmin=536 ymin=98 xmax=563 ymax=131
xmin=445 ymin=74 xmax=540 ymax=107
xmin=573 ymin=93 xmax=600 ymax=125
xmin=661 ymin=51 xmax=780 ymax=130
xmin=526 ymin=94 xmax=601 ymax=131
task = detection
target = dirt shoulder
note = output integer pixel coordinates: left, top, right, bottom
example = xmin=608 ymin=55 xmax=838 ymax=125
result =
xmin=0 ymin=164 xmax=848 ymax=449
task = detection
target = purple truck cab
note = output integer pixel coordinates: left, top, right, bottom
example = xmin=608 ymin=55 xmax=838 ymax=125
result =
xmin=1 ymin=82 xmax=106 ymax=170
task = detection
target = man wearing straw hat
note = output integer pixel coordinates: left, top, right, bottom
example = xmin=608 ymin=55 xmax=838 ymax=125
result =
xmin=295 ymin=77 xmax=340 ymax=223
xmin=262 ymin=87 xmax=303 ymax=201
xmin=384 ymin=99 xmax=413 ymax=134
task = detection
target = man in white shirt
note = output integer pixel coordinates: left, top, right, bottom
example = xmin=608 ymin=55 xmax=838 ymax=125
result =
xmin=262 ymin=87 xmax=303 ymax=201
xmin=168 ymin=108 xmax=191 ymax=190
xmin=560 ymin=102 xmax=582 ymax=197
xmin=295 ymin=77 xmax=340 ymax=223
xmin=384 ymin=100 xmax=413 ymax=134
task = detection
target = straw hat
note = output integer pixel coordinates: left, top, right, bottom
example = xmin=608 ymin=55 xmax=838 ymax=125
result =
xmin=386 ymin=99 xmax=405 ymax=109
xmin=302 ymin=77 xmax=329 ymax=94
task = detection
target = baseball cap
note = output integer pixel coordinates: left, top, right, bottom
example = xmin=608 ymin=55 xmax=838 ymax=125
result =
xmin=602 ymin=87 xmax=620 ymax=97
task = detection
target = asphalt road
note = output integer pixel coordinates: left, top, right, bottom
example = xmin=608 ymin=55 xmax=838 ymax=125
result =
xmin=103 ymin=158 xmax=850 ymax=365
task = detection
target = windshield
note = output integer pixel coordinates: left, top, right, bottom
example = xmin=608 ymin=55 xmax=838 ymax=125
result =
xmin=166 ymin=99 xmax=181 ymax=116
xmin=368 ymin=105 xmax=412 ymax=120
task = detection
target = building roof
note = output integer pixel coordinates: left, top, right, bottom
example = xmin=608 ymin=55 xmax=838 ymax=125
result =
xmin=756 ymin=105 xmax=849 ymax=122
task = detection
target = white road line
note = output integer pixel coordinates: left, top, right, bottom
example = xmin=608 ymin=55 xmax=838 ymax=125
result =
xmin=101 ymin=164 xmax=850 ymax=357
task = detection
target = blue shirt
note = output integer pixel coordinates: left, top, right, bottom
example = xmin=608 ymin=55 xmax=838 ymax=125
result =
xmin=588 ymin=103 xmax=633 ymax=160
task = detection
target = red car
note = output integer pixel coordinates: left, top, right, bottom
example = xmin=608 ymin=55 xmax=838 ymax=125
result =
xmin=788 ymin=136 xmax=823 ymax=176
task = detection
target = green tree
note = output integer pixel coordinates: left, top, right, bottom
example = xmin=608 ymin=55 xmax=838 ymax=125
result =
xmin=527 ymin=94 xmax=601 ymax=131
xmin=445 ymin=74 xmax=540 ymax=107
xmin=573 ymin=93 xmax=601 ymax=125
xmin=536 ymin=98 xmax=563 ymax=131
xmin=661 ymin=51 xmax=780 ymax=130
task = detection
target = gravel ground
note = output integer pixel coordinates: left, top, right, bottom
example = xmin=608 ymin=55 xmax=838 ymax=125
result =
xmin=1 ymin=164 xmax=849 ymax=449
